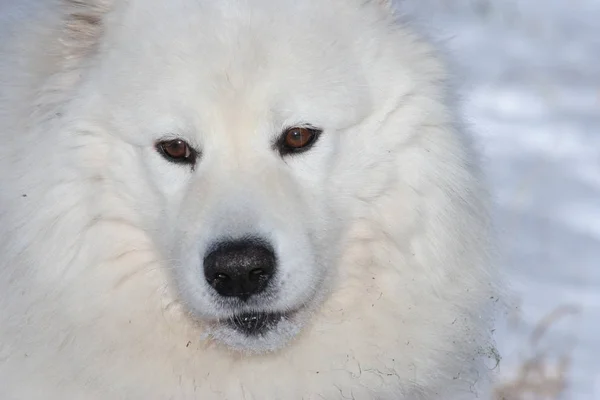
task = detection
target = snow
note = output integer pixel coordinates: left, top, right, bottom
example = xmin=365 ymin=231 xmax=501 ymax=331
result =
xmin=399 ymin=0 xmax=600 ymax=397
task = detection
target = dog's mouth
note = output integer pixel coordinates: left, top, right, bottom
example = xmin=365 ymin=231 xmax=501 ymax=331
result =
xmin=206 ymin=308 xmax=303 ymax=353
xmin=224 ymin=311 xmax=290 ymax=336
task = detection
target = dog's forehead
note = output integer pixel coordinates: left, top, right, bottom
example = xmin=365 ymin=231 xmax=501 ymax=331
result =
xmin=108 ymin=0 xmax=368 ymax=80
xmin=98 ymin=0 xmax=374 ymax=135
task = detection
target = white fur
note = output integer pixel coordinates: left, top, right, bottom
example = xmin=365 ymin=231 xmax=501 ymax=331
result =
xmin=0 ymin=0 xmax=501 ymax=398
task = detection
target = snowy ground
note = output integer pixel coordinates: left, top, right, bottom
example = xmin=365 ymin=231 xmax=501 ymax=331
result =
xmin=401 ymin=0 xmax=600 ymax=398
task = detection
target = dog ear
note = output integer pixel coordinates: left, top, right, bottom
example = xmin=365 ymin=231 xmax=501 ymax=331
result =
xmin=62 ymin=0 xmax=112 ymax=62
xmin=31 ymin=0 xmax=113 ymax=117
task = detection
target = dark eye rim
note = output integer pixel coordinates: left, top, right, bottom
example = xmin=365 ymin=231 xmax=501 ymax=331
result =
xmin=275 ymin=126 xmax=323 ymax=156
xmin=155 ymin=138 xmax=199 ymax=166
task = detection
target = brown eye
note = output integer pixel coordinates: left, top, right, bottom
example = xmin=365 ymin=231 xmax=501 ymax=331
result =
xmin=156 ymin=139 xmax=197 ymax=165
xmin=278 ymin=127 xmax=321 ymax=155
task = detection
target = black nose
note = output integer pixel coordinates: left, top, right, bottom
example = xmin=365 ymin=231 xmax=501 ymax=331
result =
xmin=203 ymin=239 xmax=276 ymax=301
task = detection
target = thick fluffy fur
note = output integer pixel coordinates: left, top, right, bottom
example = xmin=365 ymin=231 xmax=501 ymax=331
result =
xmin=0 ymin=0 xmax=500 ymax=399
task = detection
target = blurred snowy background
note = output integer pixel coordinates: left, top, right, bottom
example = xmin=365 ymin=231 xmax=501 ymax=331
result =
xmin=398 ymin=0 xmax=600 ymax=398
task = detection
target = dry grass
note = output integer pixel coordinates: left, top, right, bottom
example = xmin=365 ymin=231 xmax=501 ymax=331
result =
xmin=492 ymin=306 xmax=580 ymax=400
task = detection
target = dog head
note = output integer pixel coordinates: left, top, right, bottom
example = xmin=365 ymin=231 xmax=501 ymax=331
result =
xmin=59 ymin=0 xmax=469 ymax=353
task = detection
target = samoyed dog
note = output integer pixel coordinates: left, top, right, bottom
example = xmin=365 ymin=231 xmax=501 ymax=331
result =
xmin=0 ymin=0 xmax=500 ymax=398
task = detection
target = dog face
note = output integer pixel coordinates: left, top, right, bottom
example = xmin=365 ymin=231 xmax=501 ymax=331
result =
xmin=79 ymin=0 xmax=406 ymax=352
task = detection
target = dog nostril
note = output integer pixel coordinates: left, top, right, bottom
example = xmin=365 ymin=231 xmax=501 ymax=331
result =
xmin=208 ymin=272 xmax=230 ymax=289
xmin=216 ymin=273 xmax=230 ymax=281
xmin=249 ymin=268 xmax=265 ymax=281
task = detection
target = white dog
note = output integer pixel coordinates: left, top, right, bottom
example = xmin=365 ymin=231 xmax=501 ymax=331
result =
xmin=0 ymin=0 xmax=501 ymax=398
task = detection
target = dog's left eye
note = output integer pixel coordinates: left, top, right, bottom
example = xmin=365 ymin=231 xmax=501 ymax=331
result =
xmin=277 ymin=127 xmax=322 ymax=155
xmin=156 ymin=139 xmax=197 ymax=165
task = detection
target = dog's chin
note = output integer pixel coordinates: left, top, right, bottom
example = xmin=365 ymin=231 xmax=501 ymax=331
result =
xmin=205 ymin=309 xmax=304 ymax=354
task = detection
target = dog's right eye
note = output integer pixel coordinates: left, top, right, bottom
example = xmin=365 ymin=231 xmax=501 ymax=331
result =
xmin=276 ymin=126 xmax=322 ymax=156
xmin=156 ymin=139 xmax=197 ymax=166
